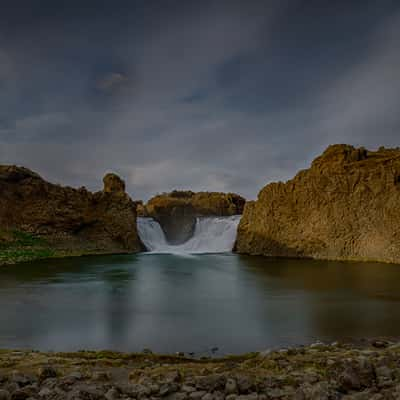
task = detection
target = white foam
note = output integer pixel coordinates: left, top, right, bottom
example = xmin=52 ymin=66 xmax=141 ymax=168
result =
xmin=137 ymin=216 xmax=241 ymax=254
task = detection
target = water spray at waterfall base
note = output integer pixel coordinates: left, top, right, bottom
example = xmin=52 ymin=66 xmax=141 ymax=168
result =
xmin=137 ymin=216 xmax=241 ymax=254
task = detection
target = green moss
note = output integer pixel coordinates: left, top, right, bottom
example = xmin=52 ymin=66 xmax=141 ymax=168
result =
xmin=11 ymin=230 xmax=47 ymax=246
xmin=0 ymin=229 xmax=56 ymax=265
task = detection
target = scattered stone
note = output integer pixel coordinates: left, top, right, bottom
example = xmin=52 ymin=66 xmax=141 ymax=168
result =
xmin=338 ymin=368 xmax=361 ymax=392
xmin=10 ymin=373 xmax=34 ymax=388
xmin=372 ymin=340 xmax=388 ymax=349
xmin=236 ymin=376 xmax=253 ymax=394
xmin=67 ymin=371 xmax=83 ymax=380
xmin=195 ymin=375 xmax=226 ymax=391
xmin=189 ymin=391 xmax=207 ymax=400
xmin=167 ymin=393 xmax=187 ymax=400
xmin=0 ymin=390 xmax=11 ymax=400
xmin=237 ymin=394 xmax=258 ymax=400
xmin=375 ymin=365 xmax=393 ymax=388
xmin=181 ymin=386 xmax=196 ymax=394
xmin=10 ymin=387 xmax=37 ymax=400
xmin=37 ymin=366 xmax=57 ymax=381
xmin=201 ymin=393 xmax=213 ymax=400
xmin=225 ymin=379 xmax=237 ymax=395
xmin=68 ymin=385 xmax=105 ymax=400
xmin=159 ymin=383 xmax=179 ymax=397
xmin=149 ymin=384 xmax=160 ymax=394
xmin=165 ymin=371 xmax=181 ymax=383
xmin=38 ymin=388 xmax=52 ymax=398
xmin=105 ymin=388 xmax=120 ymax=400
xmin=92 ymin=371 xmax=111 ymax=381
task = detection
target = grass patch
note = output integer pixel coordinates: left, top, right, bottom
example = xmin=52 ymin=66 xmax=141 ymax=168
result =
xmin=0 ymin=229 xmax=56 ymax=265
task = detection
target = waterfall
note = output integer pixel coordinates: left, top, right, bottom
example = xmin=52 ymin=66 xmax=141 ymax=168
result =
xmin=137 ymin=216 xmax=241 ymax=254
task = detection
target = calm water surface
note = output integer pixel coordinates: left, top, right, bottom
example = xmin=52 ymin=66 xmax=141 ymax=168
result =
xmin=0 ymin=254 xmax=400 ymax=354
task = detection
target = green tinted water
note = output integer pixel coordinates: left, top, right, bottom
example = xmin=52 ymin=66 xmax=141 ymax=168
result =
xmin=0 ymin=254 xmax=399 ymax=355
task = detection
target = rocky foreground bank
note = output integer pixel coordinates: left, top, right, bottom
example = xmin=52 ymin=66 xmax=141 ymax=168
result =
xmin=236 ymin=145 xmax=400 ymax=264
xmin=0 ymin=166 xmax=143 ymax=265
xmin=1 ymin=340 xmax=400 ymax=400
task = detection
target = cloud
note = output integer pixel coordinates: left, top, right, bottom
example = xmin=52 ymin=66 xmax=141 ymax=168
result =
xmin=96 ymin=72 xmax=128 ymax=92
xmin=307 ymin=11 xmax=400 ymax=154
xmin=0 ymin=1 xmax=399 ymax=201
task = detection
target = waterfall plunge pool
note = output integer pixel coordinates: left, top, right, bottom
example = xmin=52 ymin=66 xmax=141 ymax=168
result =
xmin=1 ymin=253 xmax=400 ymax=354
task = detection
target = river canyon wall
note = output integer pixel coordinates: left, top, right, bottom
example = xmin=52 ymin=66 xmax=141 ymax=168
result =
xmin=0 ymin=166 xmax=142 ymax=264
xmin=236 ymin=144 xmax=400 ymax=264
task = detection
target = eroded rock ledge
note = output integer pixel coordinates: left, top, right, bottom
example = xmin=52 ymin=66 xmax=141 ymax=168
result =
xmin=1 ymin=339 xmax=400 ymax=399
xmin=236 ymin=144 xmax=400 ymax=264
xmin=143 ymin=191 xmax=246 ymax=244
xmin=0 ymin=166 xmax=142 ymax=265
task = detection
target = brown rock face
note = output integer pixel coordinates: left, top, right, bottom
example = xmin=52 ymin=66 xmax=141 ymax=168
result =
xmin=0 ymin=165 xmax=143 ymax=255
xmin=103 ymin=173 xmax=126 ymax=194
xmin=236 ymin=144 xmax=400 ymax=264
xmin=135 ymin=201 xmax=148 ymax=217
xmin=145 ymin=191 xmax=246 ymax=244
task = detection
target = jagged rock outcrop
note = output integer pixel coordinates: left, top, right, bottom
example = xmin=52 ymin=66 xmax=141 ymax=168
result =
xmin=135 ymin=201 xmax=148 ymax=217
xmin=236 ymin=144 xmax=400 ymax=264
xmin=0 ymin=166 xmax=143 ymax=258
xmin=145 ymin=191 xmax=246 ymax=244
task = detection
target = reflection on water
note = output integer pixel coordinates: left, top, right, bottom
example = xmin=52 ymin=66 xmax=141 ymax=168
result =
xmin=0 ymin=254 xmax=400 ymax=354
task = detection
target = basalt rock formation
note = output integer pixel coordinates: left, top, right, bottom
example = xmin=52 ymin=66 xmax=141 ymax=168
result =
xmin=0 ymin=166 xmax=143 ymax=262
xmin=236 ymin=144 xmax=400 ymax=264
xmin=145 ymin=190 xmax=246 ymax=244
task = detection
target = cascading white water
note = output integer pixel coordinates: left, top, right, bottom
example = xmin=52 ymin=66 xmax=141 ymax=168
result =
xmin=137 ymin=216 xmax=241 ymax=254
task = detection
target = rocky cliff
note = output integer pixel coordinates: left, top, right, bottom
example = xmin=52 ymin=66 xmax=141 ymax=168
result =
xmin=0 ymin=166 xmax=142 ymax=264
xmin=236 ymin=144 xmax=400 ymax=264
xmin=145 ymin=191 xmax=246 ymax=244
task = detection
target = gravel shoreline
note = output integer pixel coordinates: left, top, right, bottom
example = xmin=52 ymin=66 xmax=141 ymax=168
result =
xmin=1 ymin=339 xmax=400 ymax=399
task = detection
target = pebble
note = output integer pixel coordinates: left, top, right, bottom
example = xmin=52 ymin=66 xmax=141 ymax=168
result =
xmin=0 ymin=390 xmax=11 ymax=400
xmin=189 ymin=391 xmax=207 ymax=400
xmin=372 ymin=340 xmax=388 ymax=349
xmin=202 ymin=393 xmax=213 ymax=400
xmin=37 ymin=367 xmax=57 ymax=381
xmin=38 ymin=387 xmax=52 ymax=398
xmin=92 ymin=371 xmax=111 ymax=381
xmin=168 ymin=394 xmax=187 ymax=400
xmin=236 ymin=376 xmax=253 ymax=394
xmin=105 ymin=388 xmax=120 ymax=400
xmin=181 ymin=386 xmax=196 ymax=393
xmin=225 ymin=379 xmax=237 ymax=395
xmin=159 ymin=383 xmax=178 ymax=397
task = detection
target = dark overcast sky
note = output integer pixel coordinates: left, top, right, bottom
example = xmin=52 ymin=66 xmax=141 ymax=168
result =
xmin=0 ymin=0 xmax=399 ymax=200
